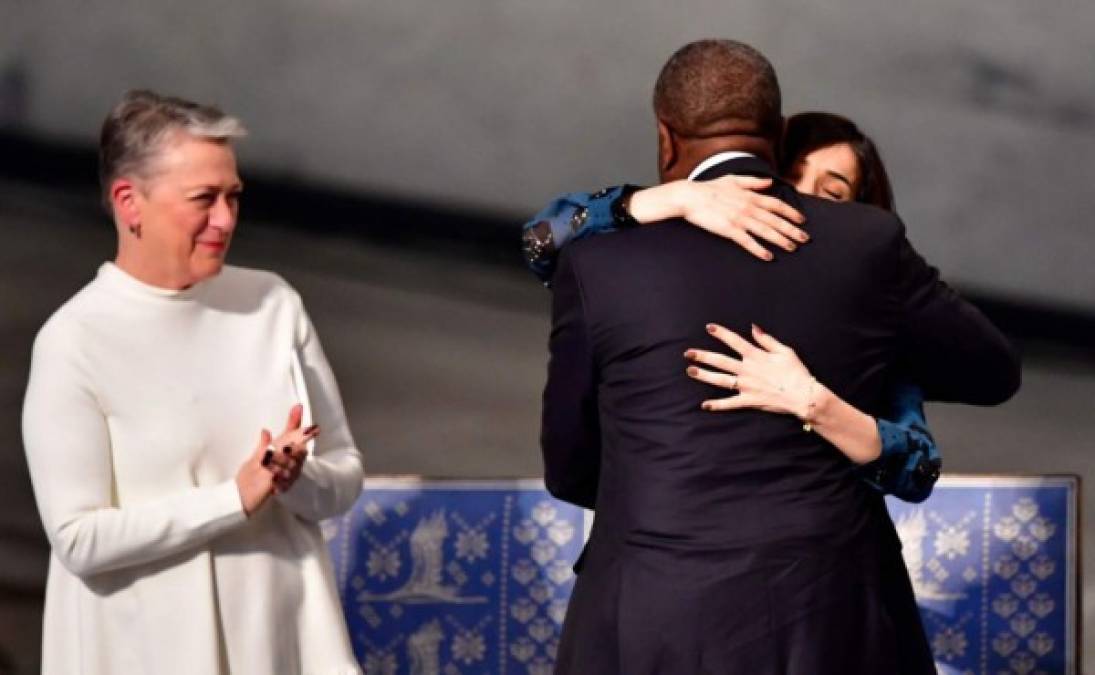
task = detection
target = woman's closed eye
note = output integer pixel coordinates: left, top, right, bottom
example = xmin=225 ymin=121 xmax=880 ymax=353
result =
xmin=819 ymin=179 xmax=851 ymax=202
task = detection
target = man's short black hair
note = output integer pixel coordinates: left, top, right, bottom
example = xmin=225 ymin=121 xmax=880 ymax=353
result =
xmin=653 ymin=39 xmax=782 ymax=142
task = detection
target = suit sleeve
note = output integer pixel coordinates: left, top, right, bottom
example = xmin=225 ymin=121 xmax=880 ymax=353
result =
xmin=540 ymin=248 xmax=601 ymax=508
xmin=887 ymin=222 xmax=1021 ymax=404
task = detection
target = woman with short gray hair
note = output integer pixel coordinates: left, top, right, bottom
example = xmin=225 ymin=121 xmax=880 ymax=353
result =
xmin=22 ymin=90 xmax=364 ymax=674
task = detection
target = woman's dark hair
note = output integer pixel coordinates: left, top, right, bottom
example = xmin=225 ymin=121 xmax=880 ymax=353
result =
xmin=779 ymin=112 xmax=895 ymax=212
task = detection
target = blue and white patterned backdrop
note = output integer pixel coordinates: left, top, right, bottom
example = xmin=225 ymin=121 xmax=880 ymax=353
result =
xmin=323 ymin=479 xmax=587 ymax=675
xmin=325 ymin=475 xmax=1078 ymax=675
xmin=886 ymin=475 xmax=1079 ymax=675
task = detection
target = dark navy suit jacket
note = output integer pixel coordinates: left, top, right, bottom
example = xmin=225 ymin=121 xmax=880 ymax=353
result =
xmin=540 ymin=155 xmax=1019 ymax=674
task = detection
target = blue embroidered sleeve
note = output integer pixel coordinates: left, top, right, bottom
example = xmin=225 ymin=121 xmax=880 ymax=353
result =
xmin=521 ymin=187 xmax=625 ymax=284
xmin=857 ymin=383 xmax=942 ymax=503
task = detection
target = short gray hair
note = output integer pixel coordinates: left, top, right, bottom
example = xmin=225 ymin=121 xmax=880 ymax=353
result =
xmin=98 ymin=89 xmax=247 ymax=208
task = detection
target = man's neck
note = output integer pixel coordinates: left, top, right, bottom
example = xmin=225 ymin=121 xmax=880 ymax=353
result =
xmin=663 ymin=136 xmax=776 ymax=183
xmin=687 ymin=151 xmax=755 ymax=181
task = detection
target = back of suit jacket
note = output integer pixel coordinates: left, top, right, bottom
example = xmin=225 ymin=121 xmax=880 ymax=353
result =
xmin=542 ymin=155 xmax=1019 ymax=550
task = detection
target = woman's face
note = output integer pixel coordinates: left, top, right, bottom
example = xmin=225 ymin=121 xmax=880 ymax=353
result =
xmin=130 ymin=132 xmax=242 ymax=286
xmin=786 ymin=142 xmax=859 ymax=203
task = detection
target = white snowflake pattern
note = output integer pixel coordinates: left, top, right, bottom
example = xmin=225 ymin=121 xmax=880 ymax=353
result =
xmin=363 ymin=652 xmax=398 ymax=675
xmin=932 ymin=627 xmax=968 ymax=660
xmin=366 ymin=548 xmax=401 ymax=580
xmin=934 ymin=527 xmax=970 ymax=560
xmin=451 ymin=631 xmax=487 ymax=664
xmin=363 ymin=501 xmax=386 ymax=525
xmin=455 ymin=530 xmax=490 ymax=562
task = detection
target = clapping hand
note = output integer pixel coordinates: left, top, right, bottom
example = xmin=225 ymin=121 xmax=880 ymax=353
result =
xmin=236 ymin=404 xmax=320 ymax=517
xmin=262 ymin=404 xmax=319 ymax=494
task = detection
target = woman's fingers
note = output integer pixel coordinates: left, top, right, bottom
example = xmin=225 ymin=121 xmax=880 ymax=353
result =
xmin=282 ymin=404 xmax=304 ymax=435
xmin=742 ymin=214 xmax=797 ymax=252
xmin=722 ymin=226 xmax=774 ymax=261
xmin=722 ymin=174 xmax=775 ymax=189
xmin=300 ymin=423 xmax=320 ymax=442
xmin=694 ymin=176 xmax=807 ymax=260
xmin=258 ymin=429 xmax=275 ymax=468
xmin=701 ymin=394 xmax=759 ymax=412
xmin=746 ymin=202 xmax=808 ymax=246
xmin=694 ymin=204 xmax=787 ymax=258
xmin=265 ymin=441 xmax=310 ymax=469
xmin=717 ymin=175 xmax=805 ymax=228
xmin=273 ymin=448 xmax=309 ymax=493
xmin=684 ymin=348 xmax=742 ymax=374
xmin=705 ymin=324 xmax=760 ymax=358
xmin=256 ymin=429 xmax=272 ymax=454
xmin=753 ymin=193 xmax=807 ymax=229
xmin=686 ymin=365 xmax=739 ymax=391
xmin=750 ymin=324 xmax=790 ymax=354
xmin=267 ymin=420 xmax=319 ymax=470
xmin=287 ymin=423 xmax=320 ymax=445
xmin=238 ymin=430 xmax=278 ymax=516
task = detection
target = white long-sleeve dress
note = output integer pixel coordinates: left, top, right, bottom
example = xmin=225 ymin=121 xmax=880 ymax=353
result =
xmin=22 ymin=262 xmax=364 ymax=674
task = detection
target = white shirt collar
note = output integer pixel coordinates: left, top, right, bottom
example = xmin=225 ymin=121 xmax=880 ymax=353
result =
xmin=688 ymin=151 xmax=756 ymax=181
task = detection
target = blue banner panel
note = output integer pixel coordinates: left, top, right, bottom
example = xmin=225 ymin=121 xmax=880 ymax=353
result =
xmin=886 ymin=475 xmax=1079 ymax=675
xmin=324 ymin=479 xmax=587 ymax=675
xmin=326 ymin=475 xmax=1077 ymax=675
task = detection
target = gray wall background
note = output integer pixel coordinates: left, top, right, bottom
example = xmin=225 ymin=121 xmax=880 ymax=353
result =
xmin=2 ymin=1 xmax=1093 ymax=672
xmin=3 ymin=0 xmax=1093 ymax=310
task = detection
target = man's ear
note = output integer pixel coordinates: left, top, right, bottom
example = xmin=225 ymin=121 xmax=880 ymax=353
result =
xmin=656 ymin=119 xmax=677 ymax=175
xmin=110 ymin=178 xmax=140 ymax=231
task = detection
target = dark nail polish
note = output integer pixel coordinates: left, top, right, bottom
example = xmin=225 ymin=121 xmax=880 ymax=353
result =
xmin=261 ymin=450 xmax=273 ymax=467
xmin=282 ymin=445 xmax=292 ymax=454
xmin=304 ymin=424 xmax=319 ymax=434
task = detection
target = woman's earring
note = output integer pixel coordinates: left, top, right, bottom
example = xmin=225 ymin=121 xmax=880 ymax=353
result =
xmin=128 ymin=223 xmax=141 ymax=238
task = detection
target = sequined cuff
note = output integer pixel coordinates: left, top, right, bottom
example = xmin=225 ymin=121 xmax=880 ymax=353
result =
xmin=522 ymin=220 xmax=556 ymax=267
xmin=610 ymin=184 xmax=643 ymax=229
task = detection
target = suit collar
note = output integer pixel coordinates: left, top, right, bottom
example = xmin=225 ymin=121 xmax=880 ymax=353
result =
xmin=688 ymin=152 xmax=755 ymax=180
xmin=692 ymin=153 xmax=780 ymax=182
xmin=690 ymin=153 xmax=802 ymax=209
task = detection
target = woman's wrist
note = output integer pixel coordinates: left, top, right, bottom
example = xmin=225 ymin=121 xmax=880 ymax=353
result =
xmin=798 ymin=378 xmax=827 ymax=430
xmin=626 ymin=181 xmax=687 ymax=224
xmin=802 ymin=384 xmax=883 ymax=463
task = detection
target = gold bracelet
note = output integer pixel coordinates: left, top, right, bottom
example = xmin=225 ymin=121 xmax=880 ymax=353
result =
xmin=801 ymin=378 xmax=818 ymax=432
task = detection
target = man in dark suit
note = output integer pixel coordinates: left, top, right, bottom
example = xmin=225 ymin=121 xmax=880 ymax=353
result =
xmin=541 ymin=39 xmax=1020 ymax=674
